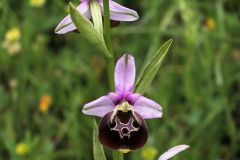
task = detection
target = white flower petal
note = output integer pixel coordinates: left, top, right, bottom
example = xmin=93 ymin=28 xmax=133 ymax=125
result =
xmin=158 ymin=145 xmax=190 ymax=160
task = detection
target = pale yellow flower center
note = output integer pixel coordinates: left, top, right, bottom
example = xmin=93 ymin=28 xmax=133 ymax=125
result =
xmin=5 ymin=27 xmax=21 ymax=42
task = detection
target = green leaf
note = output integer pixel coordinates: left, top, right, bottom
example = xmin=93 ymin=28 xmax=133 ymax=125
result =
xmin=135 ymin=39 xmax=173 ymax=94
xmin=69 ymin=3 xmax=111 ymax=58
xmin=93 ymin=119 xmax=106 ymax=160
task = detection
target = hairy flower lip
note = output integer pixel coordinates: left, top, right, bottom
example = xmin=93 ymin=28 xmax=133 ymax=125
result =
xmin=99 ymin=110 xmax=148 ymax=151
xmin=55 ymin=0 xmax=139 ymax=34
xmin=83 ymin=54 xmax=163 ymax=119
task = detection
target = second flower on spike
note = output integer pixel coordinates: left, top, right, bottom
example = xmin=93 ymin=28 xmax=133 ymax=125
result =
xmin=55 ymin=0 xmax=139 ymax=34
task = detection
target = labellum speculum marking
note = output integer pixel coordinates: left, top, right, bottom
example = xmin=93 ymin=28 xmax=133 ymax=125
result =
xmin=99 ymin=102 xmax=148 ymax=153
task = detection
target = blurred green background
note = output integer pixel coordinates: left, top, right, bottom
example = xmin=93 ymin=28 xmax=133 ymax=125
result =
xmin=0 ymin=0 xmax=240 ymax=159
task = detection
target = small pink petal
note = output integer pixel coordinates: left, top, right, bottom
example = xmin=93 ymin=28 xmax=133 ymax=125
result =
xmin=82 ymin=95 xmax=115 ymax=117
xmin=158 ymin=145 xmax=190 ymax=160
xmin=99 ymin=0 xmax=139 ymax=21
xmin=133 ymin=96 xmax=163 ymax=119
xmin=114 ymin=54 xmax=136 ymax=94
xmin=55 ymin=2 xmax=90 ymax=34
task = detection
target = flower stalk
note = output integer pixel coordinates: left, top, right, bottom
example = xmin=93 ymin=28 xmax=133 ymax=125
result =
xmin=89 ymin=0 xmax=115 ymax=96
xmin=103 ymin=0 xmax=115 ymax=91
xmin=106 ymin=57 xmax=115 ymax=91
xmin=103 ymin=0 xmax=121 ymax=158
xmin=103 ymin=0 xmax=112 ymax=53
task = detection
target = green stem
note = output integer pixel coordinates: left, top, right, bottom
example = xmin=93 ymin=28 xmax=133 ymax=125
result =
xmin=103 ymin=0 xmax=113 ymax=53
xmin=112 ymin=151 xmax=124 ymax=160
xmin=107 ymin=57 xmax=115 ymax=91
xmin=103 ymin=0 xmax=115 ymax=91
xmin=102 ymin=0 xmax=122 ymax=159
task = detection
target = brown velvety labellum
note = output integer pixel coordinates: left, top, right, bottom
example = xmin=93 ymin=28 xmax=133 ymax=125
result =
xmin=99 ymin=111 xmax=148 ymax=151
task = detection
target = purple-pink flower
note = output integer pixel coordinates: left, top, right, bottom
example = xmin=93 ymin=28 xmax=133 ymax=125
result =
xmin=83 ymin=54 xmax=163 ymax=119
xmin=55 ymin=0 xmax=139 ymax=34
xmin=83 ymin=54 xmax=162 ymax=152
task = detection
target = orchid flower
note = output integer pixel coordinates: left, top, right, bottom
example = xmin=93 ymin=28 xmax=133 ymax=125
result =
xmin=158 ymin=145 xmax=189 ymax=160
xmin=83 ymin=54 xmax=163 ymax=152
xmin=55 ymin=0 xmax=139 ymax=34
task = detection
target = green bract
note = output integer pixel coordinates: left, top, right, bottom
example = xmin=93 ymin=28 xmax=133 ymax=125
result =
xmin=69 ymin=3 xmax=111 ymax=58
xmin=90 ymin=0 xmax=103 ymax=34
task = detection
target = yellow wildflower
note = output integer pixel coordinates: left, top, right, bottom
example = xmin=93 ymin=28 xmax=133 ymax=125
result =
xmin=2 ymin=27 xmax=22 ymax=55
xmin=39 ymin=95 xmax=52 ymax=113
xmin=5 ymin=27 xmax=21 ymax=42
xmin=205 ymin=17 xmax=215 ymax=30
xmin=30 ymin=0 xmax=46 ymax=7
xmin=16 ymin=142 xmax=28 ymax=156
xmin=141 ymin=146 xmax=158 ymax=160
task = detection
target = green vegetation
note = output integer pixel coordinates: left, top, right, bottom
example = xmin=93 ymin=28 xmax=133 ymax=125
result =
xmin=0 ymin=0 xmax=239 ymax=159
